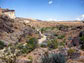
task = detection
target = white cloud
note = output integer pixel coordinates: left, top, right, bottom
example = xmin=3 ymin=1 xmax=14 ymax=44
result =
xmin=76 ymin=18 xmax=80 ymax=21
xmin=48 ymin=0 xmax=53 ymax=5
xmin=76 ymin=14 xmax=84 ymax=21
xmin=47 ymin=18 xmax=57 ymax=21
xmin=82 ymin=14 xmax=84 ymax=17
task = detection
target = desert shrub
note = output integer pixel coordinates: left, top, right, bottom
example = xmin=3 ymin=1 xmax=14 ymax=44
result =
xmin=16 ymin=43 xmax=29 ymax=54
xmin=42 ymin=39 xmax=66 ymax=49
xmin=53 ymin=33 xmax=58 ymax=36
xmin=67 ymin=48 xmax=77 ymax=59
xmin=27 ymin=37 xmax=38 ymax=49
xmin=0 ymin=44 xmax=20 ymax=63
xmin=79 ymin=31 xmax=84 ymax=50
xmin=81 ymin=44 xmax=84 ymax=50
xmin=16 ymin=43 xmax=24 ymax=49
xmin=41 ymin=28 xmax=46 ymax=33
xmin=41 ymin=52 xmax=66 ymax=63
xmin=57 ymin=25 xmax=69 ymax=31
xmin=28 ymin=56 xmax=33 ymax=61
xmin=40 ymin=27 xmax=57 ymax=33
xmin=40 ymin=43 xmax=47 ymax=48
xmin=17 ymin=38 xmax=38 ymax=54
xmin=79 ymin=31 xmax=84 ymax=37
xmin=80 ymin=36 xmax=84 ymax=50
xmin=80 ymin=36 xmax=84 ymax=44
xmin=68 ymin=48 xmax=80 ymax=59
xmin=59 ymin=39 xmax=66 ymax=47
xmin=57 ymin=35 xmax=65 ymax=39
xmin=0 ymin=40 xmax=6 ymax=49
xmin=60 ymin=42 xmax=65 ymax=47
xmin=68 ymin=48 xmax=76 ymax=55
xmin=15 ymin=38 xmax=38 ymax=54
xmin=47 ymin=39 xmax=58 ymax=49
xmin=20 ymin=44 xmax=30 ymax=54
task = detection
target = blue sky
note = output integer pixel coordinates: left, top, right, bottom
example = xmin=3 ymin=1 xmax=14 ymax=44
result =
xmin=0 ymin=0 xmax=84 ymax=20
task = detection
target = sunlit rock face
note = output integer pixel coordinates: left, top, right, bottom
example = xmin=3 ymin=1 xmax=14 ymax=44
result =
xmin=0 ymin=8 xmax=16 ymax=19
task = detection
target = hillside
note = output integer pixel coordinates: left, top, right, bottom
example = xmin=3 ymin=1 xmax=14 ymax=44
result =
xmin=0 ymin=16 xmax=39 ymax=45
xmin=0 ymin=16 xmax=84 ymax=63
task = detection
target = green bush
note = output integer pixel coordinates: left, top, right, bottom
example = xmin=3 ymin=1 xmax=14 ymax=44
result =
xmin=41 ymin=52 xmax=66 ymax=63
xmin=67 ymin=48 xmax=80 ymax=59
xmin=67 ymin=48 xmax=76 ymax=57
xmin=57 ymin=35 xmax=65 ymax=39
xmin=59 ymin=39 xmax=66 ymax=47
xmin=80 ymin=36 xmax=84 ymax=44
xmin=0 ymin=40 xmax=6 ymax=49
xmin=60 ymin=42 xmax=65 ymax=47
xmin=47 ymin=39 xmax=58 ymax=49
xmin=81 ymin=44 xmax=84 ymax=50
xmin=17 ymin=38 xmax=38 ymax=54
xmin=16 ymin=43 xmax=24 ymax=49
xmin=41 ymin=28 xmax=46 ymax=33
xmin=27 ymin=38 xmax=38 ymax=49
xmin=20 ymin=45 xmax=30 ymax=54
xmin=80 ymin=36 xmax=84 ymax=50
xmin=40 ymin=27 xmax=57 ymax=33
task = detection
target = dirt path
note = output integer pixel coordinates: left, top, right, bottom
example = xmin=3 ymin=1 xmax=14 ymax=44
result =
xmin=37 ymin=29 xmax=47 ymax=44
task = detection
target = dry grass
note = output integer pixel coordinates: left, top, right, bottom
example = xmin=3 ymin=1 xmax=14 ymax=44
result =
xmin=29 ymin=21 xmax=84 ymax=28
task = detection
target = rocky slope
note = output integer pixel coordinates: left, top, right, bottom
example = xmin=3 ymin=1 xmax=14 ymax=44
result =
xmin=0 ymin=16 xmax=38 ymax=45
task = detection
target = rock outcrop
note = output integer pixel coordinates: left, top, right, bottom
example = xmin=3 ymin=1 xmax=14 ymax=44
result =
xmin=0 ymin=15 xmax=37 ymax=45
